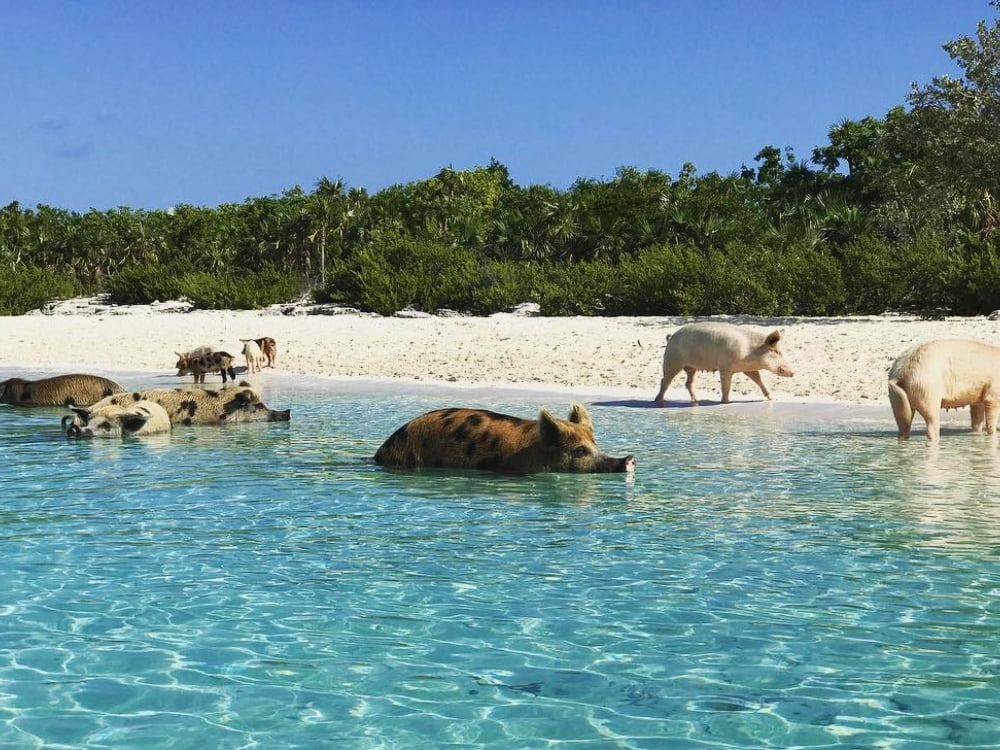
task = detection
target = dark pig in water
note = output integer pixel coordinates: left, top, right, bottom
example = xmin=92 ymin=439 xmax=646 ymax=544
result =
xmin=374 ymin=402 xmax=635 ymax=475
xmin=0 ymin=373 xmax=123 ymax=407
xmin=654 ymin=321 xmax=794 ymax=405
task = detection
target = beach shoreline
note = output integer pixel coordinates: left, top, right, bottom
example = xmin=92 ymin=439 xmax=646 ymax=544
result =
xmin=2 ymin=297 xmax=998 ymax=407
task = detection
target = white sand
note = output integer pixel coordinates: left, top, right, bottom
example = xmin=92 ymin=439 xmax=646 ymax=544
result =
xmin=1 ymin=298 xmax=998 ymax=405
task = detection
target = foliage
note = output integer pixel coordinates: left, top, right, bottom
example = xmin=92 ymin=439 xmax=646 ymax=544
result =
xmin=105 ymin=263 xmax=302 ymax=310
xmin=179 ymin=270 xmax=303 ymax=310
xmin=838 ymin=232 xmax=954 ymax=314
xmin=0 ymin=266 xmax=82 ymax=315
xmin=104 ymin=263 xmax=190 ymax=305
xmin=326 ymin=233 xmax=485 ymax=315
xmin=5 ymin=7 xmax=1000 ymax=317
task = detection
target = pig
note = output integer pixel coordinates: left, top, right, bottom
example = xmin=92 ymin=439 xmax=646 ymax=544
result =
xmin=254 ymin=336 xmax=277 ymax=368
xmin=175 ymin=350 xmax=237 ymax=384
xmin=63 ymin=400 xmax=171 ymax=438
xmin=85 ymin=381 xmax=291 ymax=426
xmin=240 ymin=339 xmax=264 ymax=374
xmin=374 ymin=402 xmax=635 ymax=475
xmin=0 ymin=373 xmax=124 ymax=407
xmin=888 ymin=338 xmax=1000 ymax=441
xmin=653 ymin=321 xmax=794 ymax=405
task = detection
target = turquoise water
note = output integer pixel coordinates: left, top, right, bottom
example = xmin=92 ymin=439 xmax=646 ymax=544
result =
xmin=2 ymin=369 xmax=1000 ymax=749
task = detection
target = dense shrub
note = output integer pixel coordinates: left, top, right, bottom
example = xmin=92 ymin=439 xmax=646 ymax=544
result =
xmin=179 ymin=270 xmax=302 ymax=310
xmin=473 ymin=261 xmax=548 ymax=313
xmin=104 ymin=263 xmax=301 ymax=309
xmin=756 ymin=244 xmax=846 ymax=316
xmin=535 ymin=262 xmax=617 ymax=316
xmin=326 ymin=235 xmax=486 ymax=315
xmin=944 ymin=242 xmax=1000 ymax=315
xmin=104 ymin=263 xmax=189 ymax=305
xmin=0 ymin=266 xmax=82 ymax=315
xmin=609 ymin=244 xmax=782 ymax=316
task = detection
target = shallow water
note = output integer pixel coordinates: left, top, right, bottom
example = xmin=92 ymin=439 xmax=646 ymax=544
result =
xmin=2 ymin=370 xmax=1000 ymax=748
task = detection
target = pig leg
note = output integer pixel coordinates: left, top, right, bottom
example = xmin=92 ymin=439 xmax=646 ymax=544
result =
xmin=971 ymin=402 xmax=986 ymax=433
xmin=655 ymin=360 xmax=685 ymax=405
xmin=887 ymin=380 xmax=914 ymax=439
xmin=744 ymin=370 xmax=772 ymax=400
xmin=918 ymin=406 xmax=941 ymax=442
xmin=984 ymin=400 xmax=1000 ymax=435
xmin=683 ymin=366 xmax=699 ymax=403
xmin=719 ymin=370 xmax=733 ymax=404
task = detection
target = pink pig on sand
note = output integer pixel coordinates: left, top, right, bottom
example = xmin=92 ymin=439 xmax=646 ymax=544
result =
xmin=653 ymin=321 xmax=795 ymax=405
xmin=888 ymin=338 xmax=1000 ymax=441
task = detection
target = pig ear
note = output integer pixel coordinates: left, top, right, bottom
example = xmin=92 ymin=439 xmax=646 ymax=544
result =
xmin=119 ymin=412 xmax=151 ymax=434
xmin=765 ymin=330 xmax=782 ymax=347
xmin=537 ymin=408 xmax=563 ymax=444
xmin=567 ymin=402 xmax=592 ymax=428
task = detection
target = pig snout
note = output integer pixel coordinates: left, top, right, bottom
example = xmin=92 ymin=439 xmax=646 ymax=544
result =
xmin=601 ymin=454 xmax=635 ymax=473
xmin=762 ymin=350 xmax=794 ymax=378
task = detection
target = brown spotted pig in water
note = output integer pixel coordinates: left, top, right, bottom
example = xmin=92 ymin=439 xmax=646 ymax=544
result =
xmin=374 ymin=402 xmax=634 ymax=475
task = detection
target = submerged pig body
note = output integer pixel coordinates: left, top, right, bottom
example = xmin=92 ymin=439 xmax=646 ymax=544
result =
xmin=0 ymin=373 xmax=123 ymax=407
xmin=654 ymin=321 xmax=794 ymax=405
xmin=374 ymin=403 xmax=634 ymax=475
xmin=64 ymin=400 xmax=171 ymax=438
xmin=85 ymin=382 xmax=290 ymax=426
xmin=888 ymin=338 xmax=1000 ymax=441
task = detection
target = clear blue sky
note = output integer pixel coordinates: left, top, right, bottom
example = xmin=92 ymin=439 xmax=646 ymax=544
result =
xmin=1 ymin=1 xmax=992 ymax=212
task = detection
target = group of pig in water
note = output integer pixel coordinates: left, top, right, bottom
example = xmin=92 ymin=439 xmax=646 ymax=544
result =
xmin=0 ymin=320 xmax=996 ymax=475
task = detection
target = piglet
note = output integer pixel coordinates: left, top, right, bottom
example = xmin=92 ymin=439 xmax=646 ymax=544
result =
xmin=653 ymin=321 xmax=794 ymax=405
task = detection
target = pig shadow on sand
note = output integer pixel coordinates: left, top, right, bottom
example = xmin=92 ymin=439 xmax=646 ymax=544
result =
xmin=591 ymin=398 xmax=766 ymax=409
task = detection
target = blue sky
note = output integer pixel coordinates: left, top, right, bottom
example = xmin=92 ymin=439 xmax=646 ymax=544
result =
xmin=1 ymin=1 xmax=992 ymax=212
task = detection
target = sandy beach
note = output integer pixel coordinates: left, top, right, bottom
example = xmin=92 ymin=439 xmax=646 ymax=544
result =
xmin=1 ymin=298 xmax=998 ymax=405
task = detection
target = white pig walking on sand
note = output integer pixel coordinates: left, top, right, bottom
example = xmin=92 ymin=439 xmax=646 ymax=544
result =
xmin=654 ymin=321 xmax=795 ymax=405
xmin=888 ymin=338 xmax=1000 ymax=441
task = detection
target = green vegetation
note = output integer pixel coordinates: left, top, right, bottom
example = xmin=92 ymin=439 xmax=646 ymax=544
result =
xmin=4 ymin=7 xmax=1000 ymax=317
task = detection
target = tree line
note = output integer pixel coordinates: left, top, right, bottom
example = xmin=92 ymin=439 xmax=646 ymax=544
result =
xmin=3 ymin=7 xmax=1000 ymax=317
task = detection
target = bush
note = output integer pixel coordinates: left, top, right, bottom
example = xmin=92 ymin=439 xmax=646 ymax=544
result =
xmin=0 ymin=266 xmax=82 ymax=315
xmin=179 ymin=269 xmax=302 ymax=310
xmin=104 ymin=264 xmax=302 ymax=309
xmin=611 ymin=244 xmax=782 ymax=316
xmin=535 ymin=262 xmax=618 ymax=316
xmin=104 ymin=263 xmax=188 ymax=305
xmin=944 ymin=241 xmax=1000 ymax=315
xmin=326 ymin=235 xmax=488 ymax=315
xmin=839 ymin=231 xmax=953 ymax=314
xmin=472 ymin=261 xmax=547 ymax=313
